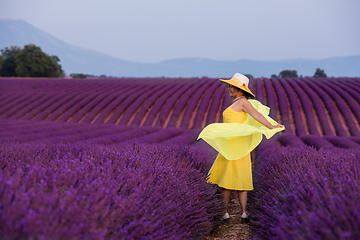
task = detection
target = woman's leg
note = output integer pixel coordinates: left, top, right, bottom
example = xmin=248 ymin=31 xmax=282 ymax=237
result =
xmin=237 ymin=190 xmax=247 ymax=214
xmin=221 ymin=188 xmax=232 ymax=213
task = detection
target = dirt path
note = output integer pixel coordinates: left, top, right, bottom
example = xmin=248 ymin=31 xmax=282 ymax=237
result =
xmin=206 ymin=193 xmax=251 ymax=240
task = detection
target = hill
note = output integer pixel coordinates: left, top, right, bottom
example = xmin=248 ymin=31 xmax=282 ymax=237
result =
xmin=1 ymin=17 xmax=360 ymax=78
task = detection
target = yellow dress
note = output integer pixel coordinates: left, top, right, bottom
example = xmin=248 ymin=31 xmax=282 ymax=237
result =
xmin=198 ymin=99 xmax=283 ymax=190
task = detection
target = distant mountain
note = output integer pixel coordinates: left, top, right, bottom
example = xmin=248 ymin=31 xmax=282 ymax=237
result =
xmin=1 ymin=17 xmax=359 ymax=78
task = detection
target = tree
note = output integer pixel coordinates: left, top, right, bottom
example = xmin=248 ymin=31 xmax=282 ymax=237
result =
xmin=15 ymin=44 xmax=63 ymax=77
xmin=70 ymin=73 xmax=87 ymax=78
xmin=278 ymin=70 xmax=298 ymax=78
xmin=313 ymin=68 xmax=327 ymax=78
xmin=0 ymin=46 xmax=21 ymax=77
xmin=0 ymin=55 xmax=3 ymax=73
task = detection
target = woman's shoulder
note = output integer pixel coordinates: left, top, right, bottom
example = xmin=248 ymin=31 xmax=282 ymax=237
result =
xmin=237 ymin=97 xmax=252 ymax=106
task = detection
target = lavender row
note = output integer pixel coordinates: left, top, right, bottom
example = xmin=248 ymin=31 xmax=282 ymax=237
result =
xmin=0 ymin=142 xmax=222 ymax=239
xmin=0 ymin=123 xmax=110 ymax=143
xmin=192 ymin=80 xmax=221 ymax=128
xmin=153 ymin=83 xmax=193 ymax=127
xmin=36 ymin=125 xmax=133 ymax=144
xmin=56 ymin=95 xmax=99 ymax=122
xmin=263 ymin=78 xmax=278 ymax=121
xmin=0 ymin=120 xmax=80 ymax=137
xmin=164 ymin=128 xmax=202 ymax=145
xmin=104 ymin=84 xmax=151 ymax=124
xmin=93 ymin=85 xmax=138 ymax=124
xmin=1 ymin=78 xmax=163 ymax=95
xmin=37 ymin=93 xmax=82 ymax=121
xmin=205 ymin=84 xmax=226 ymax=126
xmin=78 ymin=126 xmax=138 ymax=145
xmin=318 ymin=78 xmax=360 ymax=125
xmin=277 ymin=132 xmax=360 ymax=149
xmin=278 ymin=78 xmax=307 ymax=136
xmin=0 ymin=119 xmax=199 ymax=146
xmin=284 ymin=78 xmax=321 ymax=135
xmin=166 ymin=79 xmax=207 ymax=127
xmin=181 ymin=80 xmax=216 ymax=129
xmin=10 ymin=94 xmax=64 ymax=121
xmin=277 ymin=133 xmax=306 ymax=147
xmin=0 ymin=120 xmax=158 ymax=145
xmin=0 ymin=93 xmax=33 ymax=116
xmin=1 ymin=79 xmax=97 ymax=94
xmin=0 ymin=94 xmax=45 ymax=120
xmin=119 ymin=127 xmax=186 ymax=145
xmin=300 ymin=134 xmax=335 ymax=150
xmin=250 ymin=146 xmax=360 ymax=239
xmin=130 ymin=84 xmax=174 ymax=126
xmin=25 ymin=79 xmax=104 ymax=121
xmin=322 ymin=135 xmax=360 ymax=149
xmin=1 ymin=79 xmax=161 ymax=124
xmin=294 ymin=79 xmax=335 ymax=136
xmin=178 ymin=85 xmax=206 ymax=129
xmin=21 ymin=93 xmax=69 ymax=121
xmin=80 ymin=86 xmax=133 ymax=123
xmin=142 ymin=82 xmax=187 ymax=126
xmin=342 ymin=78 xmax=360 ymax=91
xmin=1 ymin=78 xmax=359 ymax=135
xmin=328 ymin=79 xmax=360 ymax=111
xmin=309 ymin=78 xmax=359 ymax=136
xmin=118 ymin=84 xmax=166 ymax=125
xmin=68 ymin=83 xmax=128 ymax=123
xmin=45 ymin=91 xmax=98 ymax=122
xmin=254 ymin=78 xmax=265 ymax=104
xmin=303 ymin=78 xmax=348 ymax=136
xmin=56 ymin=83 xmax=120 ymax=122
xmin=20 ymin=81 xmax=96 ymax=121
xmin=108 ymin=127 xmax=163 ymax=146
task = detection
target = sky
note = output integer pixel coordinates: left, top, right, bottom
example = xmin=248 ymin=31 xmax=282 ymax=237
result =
xmin=0 ymin=0 xmax=359 ymax=63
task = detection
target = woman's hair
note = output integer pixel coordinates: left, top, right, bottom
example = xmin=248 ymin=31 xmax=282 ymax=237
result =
xmin=230 ymin=85 xmax=254 ymax=99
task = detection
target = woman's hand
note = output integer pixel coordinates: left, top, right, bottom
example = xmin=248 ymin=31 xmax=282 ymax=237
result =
xmin=273 ymin=124 xmax=285 ymax=130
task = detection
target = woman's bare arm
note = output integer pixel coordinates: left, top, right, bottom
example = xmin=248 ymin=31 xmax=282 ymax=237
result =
xmin=241 ymin=99 xmax=285 ymax=129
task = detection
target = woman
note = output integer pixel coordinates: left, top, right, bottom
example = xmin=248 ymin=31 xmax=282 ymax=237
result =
xmin=198 ymin=73 xmax=284 ymax=223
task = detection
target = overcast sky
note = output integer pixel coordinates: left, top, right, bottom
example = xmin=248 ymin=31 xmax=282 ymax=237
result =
xmin=1 ymin=0 xmax=359 ymax=63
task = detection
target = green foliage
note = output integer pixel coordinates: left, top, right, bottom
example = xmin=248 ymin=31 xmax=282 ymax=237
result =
xmin=0 ymin=46 xmax=21 ymax=77
xmin=15 ymin=44 xmax=63 ymax=77
xmin=313 ymin=68 xmax=327 ymax=77
xmin=0 ymin=55 xmax=3 ymax=73
xmin=278 ymin=70 xmax=298 ymax=78
xmin=0 ymin=44 xmax=63 ymax=77
xmin=271 ymin=74 xmax=277 ymax=78
xmin=71 ymin=73 xmax=87 ymax=78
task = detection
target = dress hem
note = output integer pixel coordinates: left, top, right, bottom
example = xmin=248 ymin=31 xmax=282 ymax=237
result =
xmin=208 ymin=182 xmax=253 ymax=191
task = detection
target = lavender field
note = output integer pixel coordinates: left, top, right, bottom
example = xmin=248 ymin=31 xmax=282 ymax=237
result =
xmin=0 ymin=142 xmax=222 ymax=239
xmin=1 ymin=77 xmax=360 ymax=148
xmin=1 ymin=77 xmax=360 ymax=239
xmin=250 ymin=146 xmax=360 ymax=240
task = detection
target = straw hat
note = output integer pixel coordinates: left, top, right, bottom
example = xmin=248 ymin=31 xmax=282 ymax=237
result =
xmin=219 ymin=73 xmax=255 ymax=98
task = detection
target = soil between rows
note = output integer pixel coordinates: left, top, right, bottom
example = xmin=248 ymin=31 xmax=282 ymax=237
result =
xmin=206 ymin=193 xmax=251 ymax=240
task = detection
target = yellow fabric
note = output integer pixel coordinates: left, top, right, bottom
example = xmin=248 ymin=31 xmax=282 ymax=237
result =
xmin=198 ymin=99 xmax=282 ymax=160
xmin=197 ymin=99 xmax=283 ymax=190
